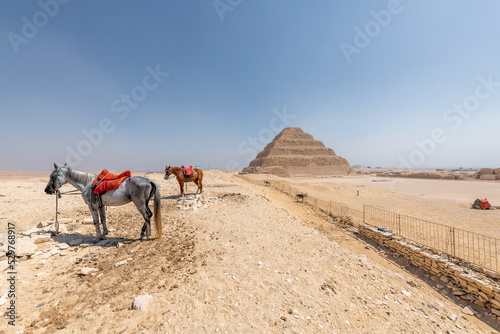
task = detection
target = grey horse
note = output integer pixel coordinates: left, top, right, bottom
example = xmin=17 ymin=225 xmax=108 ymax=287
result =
xmin=44 ymin=163 xmax=162 ymax=240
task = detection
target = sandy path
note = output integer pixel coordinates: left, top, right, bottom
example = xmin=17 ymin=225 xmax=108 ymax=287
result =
xmin=0 ymin=171 xmax=498 ymax=333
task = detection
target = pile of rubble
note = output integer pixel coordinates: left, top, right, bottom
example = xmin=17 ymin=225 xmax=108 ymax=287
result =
xmin=0 ymin=219 xmax=104 ymax=268
xmin=176 ymin=195 xmax=218 ymax=211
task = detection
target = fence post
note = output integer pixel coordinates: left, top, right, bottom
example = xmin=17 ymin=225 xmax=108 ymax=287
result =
xmin=398 ymin=214 xmax=401 ymax=235
xmin=452 ymin=227 xmax=456 ymax=257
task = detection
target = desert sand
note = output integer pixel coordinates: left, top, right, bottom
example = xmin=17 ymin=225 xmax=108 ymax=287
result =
xmin=0 ymin=170 xmax=499 ymax=333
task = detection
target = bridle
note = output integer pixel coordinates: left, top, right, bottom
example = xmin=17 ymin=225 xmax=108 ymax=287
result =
xmin=165 ymin=166 xmax=173 ymax=178
xmin=49 ymin=167 xmax=62 ymax=192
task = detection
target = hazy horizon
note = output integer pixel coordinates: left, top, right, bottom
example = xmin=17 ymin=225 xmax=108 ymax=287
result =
xmin=1 ymin=1 xmax=499 ymax=172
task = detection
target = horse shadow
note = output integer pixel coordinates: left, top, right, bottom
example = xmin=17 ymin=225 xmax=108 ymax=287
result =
xmin=161 ymin=193 xmax=201 ymax=200
xmin=161 ymin=194 xmax=180 ymax=200
xmin=50 ymin=232 xmax=136 ymax=248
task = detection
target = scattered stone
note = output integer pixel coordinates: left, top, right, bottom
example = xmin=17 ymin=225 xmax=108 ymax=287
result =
xmin=69 ymin=239 xmax=83 ymax=246
xmin=41 ymin=225 xmax=57 ymax=233
xmin=401 ymin=290 xmax=412 ymax=298
xmin=491 ymin=309 xmax=500 ymax=317
xmin=0 ymin=297 xmax=6 ymax=306
xmin=65 ymin=223 xmax=80 ymax=232
xmin=37 ymin=221 xmax=53 ymax=228
xmin=40 ymin=253 xmax=52 ymax=260
xmin=31 ymin=233 xmax=51 ymax=244
xmin=406 ymin=279 xmax=418 ymax=287
xmin=116 ymin=242 xmax=124 ymax=248
xmin=447 ymin=314 xmax=457 ymax=321
xmin=22 ymin=227 xmax=41 ymax=235
xmin=461 ymin=306 xmax=476 ymax=316
xmin=16 ymin=238 xmax=38 ymax=257
xmin=49 ymin=248 xmax=60 ymax=256
xmin=58 ymin=243 xmax=70 ymax=250
xmin=82 ymin=218 xmax=94 ymax=225
xmin=132 ymin=295 xmax=153 ymax=312
xmin=78 ymin=267 xmax=98 ymax=276
xmin=80 ymin=243 xmax=90 ymax=248
xmin=115 ymin=260 xmax=128 ymax=267
xmin=95 ymin=239 xmax=113 ymax=247
xmin=55 ymin=224 xmax=69 ymax=234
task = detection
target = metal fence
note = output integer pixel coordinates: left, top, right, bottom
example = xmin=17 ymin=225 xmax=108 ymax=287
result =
xmin=364 ymin=205 xmax=499 ymax=273
xmin=238 ymin=175 xmax=500 ymax=274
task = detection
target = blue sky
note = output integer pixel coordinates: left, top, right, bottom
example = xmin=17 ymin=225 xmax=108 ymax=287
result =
xmin=1 ymin=0 xmax=499 ymax=172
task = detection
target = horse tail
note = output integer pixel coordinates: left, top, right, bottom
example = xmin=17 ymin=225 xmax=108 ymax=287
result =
xmin=152 ymin=181 xmax=162 ymax=239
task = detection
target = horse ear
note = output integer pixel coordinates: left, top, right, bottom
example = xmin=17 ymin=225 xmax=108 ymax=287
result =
xmin=63 ymin=163 xmax=67 ymax=167
xmin=53 ymin=163 xmax=58 ymax=170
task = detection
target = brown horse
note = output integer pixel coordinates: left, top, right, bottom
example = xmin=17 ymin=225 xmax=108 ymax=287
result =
xmin=164 ymin=166 xmax=203 ymax=196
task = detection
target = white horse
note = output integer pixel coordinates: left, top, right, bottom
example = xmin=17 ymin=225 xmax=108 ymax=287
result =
xmin=44 ymin=163 xmax=162 ymax=240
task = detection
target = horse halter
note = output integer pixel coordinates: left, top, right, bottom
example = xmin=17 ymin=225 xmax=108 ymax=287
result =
xmin=166 ymin=167 xmax=172 ymax=178
xmin=49 ymin=167 xmax=62 ymax=191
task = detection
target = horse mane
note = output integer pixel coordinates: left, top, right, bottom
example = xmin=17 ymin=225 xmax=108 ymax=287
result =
xmin=67 ymin=168 xmax=95 ymax=186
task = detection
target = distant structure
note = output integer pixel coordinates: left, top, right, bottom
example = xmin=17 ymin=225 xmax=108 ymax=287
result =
xmin=473 ymin=168 xmax=500 ymax=180
xmin=241 ymin=127 xmax=353 ymax=177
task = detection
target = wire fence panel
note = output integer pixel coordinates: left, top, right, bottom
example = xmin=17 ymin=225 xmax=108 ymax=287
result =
xmin=364 ymin=206 xmax=500 ymax=273
xmin=364 ymin=205 xmax=399 ymax=232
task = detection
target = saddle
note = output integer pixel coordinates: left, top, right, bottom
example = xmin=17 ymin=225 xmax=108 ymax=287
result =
xmin=182 ymin=166 xmax=195 ymax=181
xmin=92 ymin=170 xmax=131 ymax=194
xmin=91 ymin=170 xmax=131 ymax=208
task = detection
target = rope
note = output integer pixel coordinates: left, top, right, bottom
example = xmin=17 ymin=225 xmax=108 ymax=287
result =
xmin=165 ymin=176 xmax=181 ymax=195
xmin=54 ymin=188 xmax=82 ymax=234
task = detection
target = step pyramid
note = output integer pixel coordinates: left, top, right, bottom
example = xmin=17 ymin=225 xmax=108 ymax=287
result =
xmin=241 ymin=127 xmax=353 ymax=177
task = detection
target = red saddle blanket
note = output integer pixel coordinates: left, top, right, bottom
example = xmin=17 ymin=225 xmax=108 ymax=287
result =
xmin=92 ymin=170 xmax=131 ymax=194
